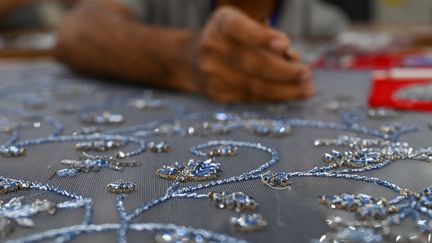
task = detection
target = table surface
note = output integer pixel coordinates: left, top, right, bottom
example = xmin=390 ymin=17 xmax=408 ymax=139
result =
xmin=0 ymin=60 xmax=431 ymax=243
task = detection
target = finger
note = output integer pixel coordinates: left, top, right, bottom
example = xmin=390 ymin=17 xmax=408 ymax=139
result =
xmin=199 ymin=54 xmax=249 ymax=90
xmin=200 ymin=31 xmax=306 ymax=84
xmin=215 ymin=6 xmax=290 ymax=54
xmin=204 ymin=78 xmax=246 ymax=103
xmin=199 ymin=54 xmax=316 ymax=102
xmin=285 ymin=48 xmax=300 ymax=62
xmin=228 ymin=45 xmax=311 ymax=84
xmin=303 ymin=76 xmax=317 ymax=97
xmin=248 ymin=78 xmax=316 ymax=101
xmin=199 ymin=56 xmax=249 ymax=102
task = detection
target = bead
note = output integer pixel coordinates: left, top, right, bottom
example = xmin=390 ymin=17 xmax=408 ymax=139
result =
xmin=202 ymin=122 xmax=231 ymax=135
xmin=128 ymin=98 xmax=164 ymax=110
xmin=320 ymin=149 xmax=386 ymax=168
xmin=155 ymin=229 xmax=209 ymax=243
xmin=80 ymin=111 xmax=124 ymax=125
xmin=19 ymin=181 xmax=30 ymax=190
xmin=271 ymin=124 xmax=292 ymax=138
xmin=230 ymin=213 xmax=267 ymax=232
xmin=317 ymin=188 xmax=432 ymax=242
xmin=153 ymin=124 xmax=178 ymax=136
xmin=379 ymin=123 xmax=401 ymax=135
xmin=261 ymin=172 xmax=292 ymax=189
xmin=57 ymin=168 xmax=79 ymax=177
xmin=116 ymin=151 xmax=126 ymax=159
xmin=57 ymin=157 xmax=140 ymax=177
xmin=207 ymin=145 xmax=238 ymax=157
xmin=0 ymin=179 xmax=19 ymax=194
xmin=318 ymin=227 xmax=382 ymax=243
xmin=208 ymin=192 xmax=258 ymax=212
xmin=0 ymin=146 xmax=25 ymax=157
xmin=367 ymin=108 xmax=400 ymax=120
xmin=72 ymin=127 xmax=102 ymax=135
xmin=245 ymin=120 xmax=291 ymax=137
xmin=213 ymin=112 xmax=236 ymax=121
xmin=357 ymin=204 xmax=387 ymax=219
xmin=107 ymin=179 xmax=136 ymax=194
xmin=314 ymin=135 xmax=389 ymax=149
xmin=75 ymin=140 xmax=125 ymax=152
xmin=147 ymin=141 xmax=171 ymax=153
xmin=157 ymin=159 xmax=221 ymax=182
xmin=57 ymin=198 xmax=91 ymax=209
xmin=0 ymin=197 xmax=56 ymax=227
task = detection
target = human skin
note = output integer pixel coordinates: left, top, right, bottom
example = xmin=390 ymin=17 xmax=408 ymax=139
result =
xmin=55 ymin=0 xmax=315 ymax=102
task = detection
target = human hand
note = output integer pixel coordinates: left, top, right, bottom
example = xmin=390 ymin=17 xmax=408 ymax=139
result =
xmin=194 ymin=6 xmax=315 ymax=102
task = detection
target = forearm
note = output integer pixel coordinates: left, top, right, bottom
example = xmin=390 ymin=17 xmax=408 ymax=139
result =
xmin=55 ymin=0 xmax=199 ymax=92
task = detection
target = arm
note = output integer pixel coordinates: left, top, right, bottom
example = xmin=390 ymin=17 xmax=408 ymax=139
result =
xmin=55 ymin=0 xmax=198 ymax=92
xmin=56 ymin=0 xmax=315 ymax=102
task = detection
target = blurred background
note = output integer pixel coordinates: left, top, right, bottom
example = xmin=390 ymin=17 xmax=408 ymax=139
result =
xmin=0 ymin=0 xmax=432 ymax=59
xmin=326 ymin=0 xmax=432 ymax=25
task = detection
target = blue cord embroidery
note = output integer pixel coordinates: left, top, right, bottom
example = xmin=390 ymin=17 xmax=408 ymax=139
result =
xmin=0 ymin=79 xmax=431 ymax=242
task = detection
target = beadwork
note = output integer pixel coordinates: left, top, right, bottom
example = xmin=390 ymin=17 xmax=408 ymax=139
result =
xmin=314 ymin=135 xmax=389 ymax=149
xmin=0 ymin=197 xmax=56 ymax=229
xmin=208 ymin=192 xmax=258 ymax=212
xmin=72 ymin=127 xmax=102 ymax=135
xmin=2 ymin=79 xmax=432 ymax=243
xmin=80 ymin=111 xmax=125 ymax=125
xmin=322 ymin=149 xmax=386 ymax=168
xmin=0 ymin=146 xmax=25 ymax=157
xmin=147 ymin=141 xmax=171 ymax=153
xmin=128 ymin=98 xmax=164 ymax=110
xmin=75 ymin=140 xmax=126 ymax=152
xmin=107 ymin=180 xmax=136 ymax=194
xmin=206 ymin=145 xmax=238 ymax=157
xmin=156 ymin=159 xmax=221 ymax=182
xmin=245 ymin=119 xmax=292 ymax=137
xmin=261 ymin=172 xmax=293 ymax=189
xmin=317 ymin=187 xmax=432 ymax=242
xmin=155 ymin=229 xmax=211 ymax=243
xmin=57 ymin=157 xmax=140 ymax=177
xmin=0 ymin=178 xmax=29 ymax=193
xmin=367 ymin=108 xmax=400 ymax=119
xmin=230 ymin=213 xmax=268 ymax=232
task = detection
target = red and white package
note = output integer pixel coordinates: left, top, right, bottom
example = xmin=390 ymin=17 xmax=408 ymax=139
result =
xmin=368 ymin=68 xmax=432 ymax=112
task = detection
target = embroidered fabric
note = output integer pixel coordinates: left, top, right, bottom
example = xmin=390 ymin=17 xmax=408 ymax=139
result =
xmin=0 ymin=61 xmax=431 ymax=243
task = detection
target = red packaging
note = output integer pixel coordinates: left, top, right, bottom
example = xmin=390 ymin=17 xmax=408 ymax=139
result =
xmin=313 ymin=53 xmax=403 ymax=69
xmin=368 ymin=68 xmax=432 ymax=112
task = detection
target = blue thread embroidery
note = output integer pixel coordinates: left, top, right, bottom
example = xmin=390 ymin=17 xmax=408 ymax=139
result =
xmin=1 ymin=79 xmax=431 ymax=242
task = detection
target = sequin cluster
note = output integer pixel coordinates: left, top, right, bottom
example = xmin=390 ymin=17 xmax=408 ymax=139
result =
xmin=157 ymin=159 xmax=221 ymax=182
xmin=57 ymin=156 xmax=140 ymax=177
xmin=318 ymin=188 xmax=432 ymax=242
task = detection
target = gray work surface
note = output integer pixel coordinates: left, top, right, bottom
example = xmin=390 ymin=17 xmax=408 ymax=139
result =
xmin=0 ymin=60 xmax=431 ymax=243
